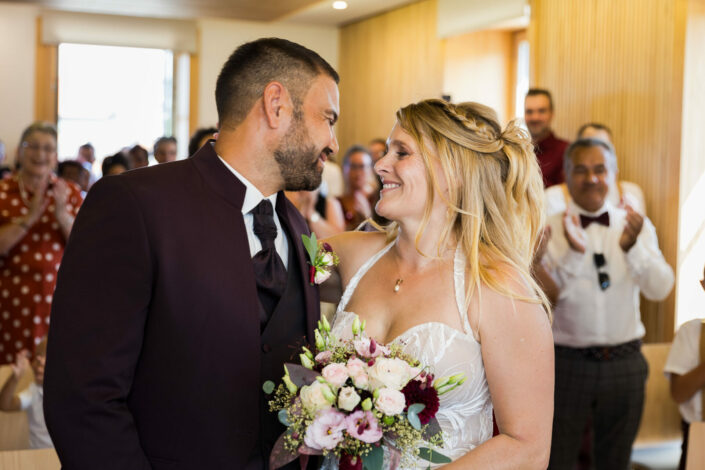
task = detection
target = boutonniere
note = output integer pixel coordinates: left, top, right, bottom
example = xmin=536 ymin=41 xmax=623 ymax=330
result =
xmin=302 ymin=233 xmax=339 ymax=285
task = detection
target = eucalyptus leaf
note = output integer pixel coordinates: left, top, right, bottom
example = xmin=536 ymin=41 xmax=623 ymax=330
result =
xmin=362 ymin=445 xmax=384 ymax=470
xmin=418 ymin=448 xmax=452 ymax=464
xmin=262 ymin=380 xmax=275 ymax=395
xmin=277 ymin=409 xmax=290 ymax=426
xmin=407 ymin=412 xmax=421 ymax=430
xmin=301 ymin=234 xmax=317 ymax=265
xmin=408 ymin=403 xmax=426 ymax=414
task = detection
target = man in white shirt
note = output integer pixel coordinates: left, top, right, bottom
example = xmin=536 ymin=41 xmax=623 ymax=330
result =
xmin=664 ymin=261 xmax=705 ymax=470
xmin=540 ymin=138 xmax=674 ymax=469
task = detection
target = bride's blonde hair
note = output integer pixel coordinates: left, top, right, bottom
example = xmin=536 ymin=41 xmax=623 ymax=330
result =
xmin=390 ymin=99 xmax=550 ymax=315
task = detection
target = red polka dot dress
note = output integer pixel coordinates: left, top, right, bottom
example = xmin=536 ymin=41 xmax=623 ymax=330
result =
xmin=0 ymin=175 xmax=82 ymax=362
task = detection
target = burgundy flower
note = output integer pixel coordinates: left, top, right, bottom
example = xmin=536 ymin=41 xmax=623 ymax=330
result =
xmin=322 ymin=242 xmax=333 ymax=253
xmin=401 ymin=379 xmax=440 ymax=425
xmin=340 ymin=453 xmax=363 ymax=470
xmin=309 ymin=265 xmax=316 ymax=285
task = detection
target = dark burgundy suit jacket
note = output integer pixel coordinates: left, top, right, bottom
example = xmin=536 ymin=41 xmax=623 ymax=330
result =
xmin=44 ymin=144 xmax=319 ymax=469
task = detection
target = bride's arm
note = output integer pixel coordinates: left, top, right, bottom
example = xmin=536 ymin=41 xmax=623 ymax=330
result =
xmin=443 ymin=289 xmax=554 ymax=469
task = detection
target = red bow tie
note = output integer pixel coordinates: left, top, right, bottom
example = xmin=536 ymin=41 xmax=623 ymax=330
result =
xmin=580 ymin=212 xmax=610 ymax=228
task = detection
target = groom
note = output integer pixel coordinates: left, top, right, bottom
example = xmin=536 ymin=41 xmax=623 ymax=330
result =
xmin=44 ymin=38 xmax=339 ymax=470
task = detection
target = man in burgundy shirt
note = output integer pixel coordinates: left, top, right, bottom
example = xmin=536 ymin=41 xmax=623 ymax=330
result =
xmin=525 ymin=88 xmax=569 ymax=187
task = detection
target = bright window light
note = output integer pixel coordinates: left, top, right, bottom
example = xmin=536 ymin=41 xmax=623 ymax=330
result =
xmin=333 ymin=1 xmax=348 ymax=10
xmin=57 ymin=43 xmax=174 ymax=166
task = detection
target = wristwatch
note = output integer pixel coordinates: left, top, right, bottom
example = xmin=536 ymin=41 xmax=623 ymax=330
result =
xmin=308 ymin=211 xmax=322 ymax=223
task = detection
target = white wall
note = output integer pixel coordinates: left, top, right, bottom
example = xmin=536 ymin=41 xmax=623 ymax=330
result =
xmin=0 ymin=3 xmax=39 ymax=164
xmin=196 ymin=18 xmax=339 ymax=128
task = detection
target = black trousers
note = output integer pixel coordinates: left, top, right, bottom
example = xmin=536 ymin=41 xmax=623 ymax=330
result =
xmin=548 ymin=346 xmax=648 ymax=470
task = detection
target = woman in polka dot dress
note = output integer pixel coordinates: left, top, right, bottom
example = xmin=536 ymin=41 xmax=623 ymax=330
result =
xmin=0 ymin=122 xmax=82 ymax=363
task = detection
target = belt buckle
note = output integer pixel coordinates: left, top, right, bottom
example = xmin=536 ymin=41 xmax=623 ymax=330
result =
xmin=601 ymin=347 xmax=610 ymax=360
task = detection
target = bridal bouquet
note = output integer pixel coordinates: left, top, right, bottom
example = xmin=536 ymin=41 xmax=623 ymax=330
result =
xmin=263 ymin=314 xmax=466 ymax=470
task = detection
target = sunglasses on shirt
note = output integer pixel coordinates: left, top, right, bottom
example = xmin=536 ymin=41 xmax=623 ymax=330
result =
xmin=593 ymin=253 xmax=610 ymax=290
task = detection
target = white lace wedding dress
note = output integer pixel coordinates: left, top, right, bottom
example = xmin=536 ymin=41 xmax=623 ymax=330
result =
xmin=330 ymin=240 xmax=493 ymax=468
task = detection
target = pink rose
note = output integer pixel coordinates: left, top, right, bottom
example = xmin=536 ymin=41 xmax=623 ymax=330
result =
xmin=315 ymin=350 xmax=333 ymax=364
xmin=322 ymin=363 xmax=349 ymax=388
xmin=353 ymin=336 xmax=390 ymax=359
xmin=374 ymin=388 xmax=406 ymax=416
xmin=345 ymin=410 xmax=383 ymax=444
xmin=347 ymin=357 xmax=369 ymax=390
xmin=304 ymin=408 xmax=347 ymax=450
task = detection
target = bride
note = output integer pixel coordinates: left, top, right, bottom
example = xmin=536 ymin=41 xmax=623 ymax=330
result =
xmin=322 ymin=99 xmax=554 ymax=468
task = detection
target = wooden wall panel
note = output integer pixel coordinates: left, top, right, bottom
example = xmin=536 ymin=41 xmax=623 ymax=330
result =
xmin=529 ymin=0 xmax=689 ymax=342
xmin=34 ymin=17 xmax=58 ymax=123
xmin=337 ymin=0 xmax=444 ymax=158
xmin=442 ymin=29 xmax=515 ymax=124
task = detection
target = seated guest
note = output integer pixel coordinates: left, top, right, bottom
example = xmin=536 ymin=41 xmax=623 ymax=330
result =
xmin=57 ymin=160 xmax=89 ymax=194
xmin=286 ymin=188 xmax=344 ymax=238
xmin=664 ymin=260 xmax=705 ymax=470
xmin=153 ymin=136 xmax=177 ymax=164
xmin=538 ymin=137 xmax=674 ymax=470
xmin=524 ymin=88 xmax=569 ymax=187
xmin=0 ymin=338 xmax=52 ymax=449
xmin=101 ymin=152 xmax=129 ymax=177
xmin=127 ymin=145 xmax=149 ymax=169
xmin=188 ymin=127 xmax=217 ymax=157
xmin=77 ymin=143 xmax=98 ymax=187
xmin=338 ymin=145 xmax=377 ymax=231
xmin=545 ymin=122 xmax=646 ymax=216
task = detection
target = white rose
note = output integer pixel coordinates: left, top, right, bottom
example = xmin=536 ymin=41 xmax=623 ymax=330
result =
xmin=300 ymin=381 xmax=334 ymax=414
xmin=314 ymin=268 xmax=332 ymax=284
xmin=368 ymin=358 xmax=412 ymax=391
xmin=337 ymin=386 xmax=361 ymax=411
xmin=321 ymin=252 xmax=334 ymax=266
xmin=375 ymin=388 xmax=406 ymax=416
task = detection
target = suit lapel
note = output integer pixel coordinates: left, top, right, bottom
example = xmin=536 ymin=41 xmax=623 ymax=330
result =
xmin=276 ymin=193 xmax=319 ymax=344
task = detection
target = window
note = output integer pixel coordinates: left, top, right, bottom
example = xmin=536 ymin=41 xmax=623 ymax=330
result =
xmin=57 ymin=43 xmax=176 ymax=164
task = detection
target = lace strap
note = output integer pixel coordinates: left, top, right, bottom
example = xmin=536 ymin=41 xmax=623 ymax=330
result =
xmin=454 ymin=246 xmax=473 ymax=336
xmin=337 ymin=240 xmax=396 ymax=314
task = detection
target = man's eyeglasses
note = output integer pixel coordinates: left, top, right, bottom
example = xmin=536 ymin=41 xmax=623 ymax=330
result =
xmin=593 ymin=253 xmax=610 ymax=290
xmin=21 ymin=142 xmax=56 ymax=154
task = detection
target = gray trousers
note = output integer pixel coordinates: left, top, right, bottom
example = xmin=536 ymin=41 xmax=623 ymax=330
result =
xmin=548 ymin=346 xmax=648 ymax=470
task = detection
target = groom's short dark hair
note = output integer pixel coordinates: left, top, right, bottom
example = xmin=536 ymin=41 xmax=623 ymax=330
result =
xmin=215 ymin=38 xmax=339 ymax=129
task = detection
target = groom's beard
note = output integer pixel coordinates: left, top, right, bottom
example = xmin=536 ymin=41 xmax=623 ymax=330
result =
xmin=274 ymin=111 xmax=325 ymax=191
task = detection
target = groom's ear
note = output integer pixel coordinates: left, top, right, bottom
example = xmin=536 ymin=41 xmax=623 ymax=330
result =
xmin=262 ymin=81 xmax=293 ymax=130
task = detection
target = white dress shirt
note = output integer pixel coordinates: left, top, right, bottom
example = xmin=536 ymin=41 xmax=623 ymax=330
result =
xmin=543 ymin=201 xmax=674 ymax=347
xmin=217 ymin=155 xmax=289 ymax=269
xmin=545 ymin=180 xmax=646 ymax=217
xmin=664 ymin=318 xmax=703 ymax=423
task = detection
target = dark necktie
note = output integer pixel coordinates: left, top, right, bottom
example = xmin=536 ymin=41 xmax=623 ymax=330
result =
xmin=580 ymin=212 xmax=610 ymax=228
xmin=251 ymin=200 xmax=287 ymax=329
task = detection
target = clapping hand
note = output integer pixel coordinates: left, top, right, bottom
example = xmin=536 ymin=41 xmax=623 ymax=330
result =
xmin=53 ymin=178 xmax=70 ymax=219
xmin=26 ymin=177 xmax=49 ymax=226
xmin=619 ymin=204 xmax=643 ymax=252
xmin=563 ymin=212 xmax=587 ymax=254
xmin=11 ymin=350 xmax=30 ymax=379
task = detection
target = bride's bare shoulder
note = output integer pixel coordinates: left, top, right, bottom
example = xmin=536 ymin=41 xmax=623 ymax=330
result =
xmin=323 ymin=231 xmax=391 ymax=276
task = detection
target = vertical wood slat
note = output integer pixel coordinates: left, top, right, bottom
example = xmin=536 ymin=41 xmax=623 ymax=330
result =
xmin=530 ymin=0 xmax=689 ymax=341
xmin=337 ymin=0 xmax=443 ymax=159
xmin=34 ymin=17 xmax=58 ymax=124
